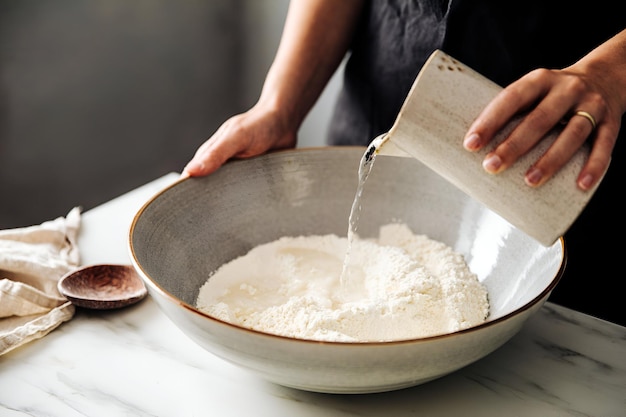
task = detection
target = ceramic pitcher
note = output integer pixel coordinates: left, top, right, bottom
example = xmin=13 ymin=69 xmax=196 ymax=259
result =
xmin=375 ymin=49 xmax=605 ymax=246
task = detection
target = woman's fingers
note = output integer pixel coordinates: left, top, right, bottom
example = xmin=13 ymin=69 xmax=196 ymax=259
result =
xmin=182 ymin=108 xmax=298 ymax=177
xmin=464 ymin=68 xmax=615 ymax=189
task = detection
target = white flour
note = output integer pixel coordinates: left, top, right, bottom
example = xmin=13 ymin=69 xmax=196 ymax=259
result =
xmin=196 ymin=223 xmax=489 ymax=342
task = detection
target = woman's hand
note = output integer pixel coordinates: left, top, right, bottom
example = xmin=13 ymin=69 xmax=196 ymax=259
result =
xmin=182 ymin=105 xmax=297 ymax=177
xmin=182 ymin=0 xmax=365 ymax=178
xmin=463 ymin=30 xmax=626 ymax=190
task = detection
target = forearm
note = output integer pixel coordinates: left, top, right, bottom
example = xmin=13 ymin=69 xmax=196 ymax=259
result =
xmin=258 ymin=0 xmax=365 ymax=130
xmin=571 ymin=28 xmax=626 ymax=114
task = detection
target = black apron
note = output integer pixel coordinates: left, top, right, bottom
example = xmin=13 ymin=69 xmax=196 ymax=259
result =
xmin=327 ymin=0 xmax=625 ymax=325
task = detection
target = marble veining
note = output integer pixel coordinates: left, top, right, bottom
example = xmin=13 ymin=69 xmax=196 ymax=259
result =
xmin=0 ymin=173 xmax=624 ymax=417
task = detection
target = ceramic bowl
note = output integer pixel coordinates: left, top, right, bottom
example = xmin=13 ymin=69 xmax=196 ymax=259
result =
xmin=128 ymin=147 xmax=565 ymax=394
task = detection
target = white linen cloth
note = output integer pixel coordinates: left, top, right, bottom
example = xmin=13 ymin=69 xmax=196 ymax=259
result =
xmin=0 ymin=207 xmax=81 ymax=355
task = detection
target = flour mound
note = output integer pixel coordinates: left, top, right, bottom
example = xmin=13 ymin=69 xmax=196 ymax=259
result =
xmin=196 ymin=223 xmax=489 ymax=342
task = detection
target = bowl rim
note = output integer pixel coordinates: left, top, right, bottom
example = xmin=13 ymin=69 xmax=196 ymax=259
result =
xmin=128 ymin=147 xmax=567 ymax=346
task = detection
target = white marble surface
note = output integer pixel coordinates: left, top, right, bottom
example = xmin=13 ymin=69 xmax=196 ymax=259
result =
xmin=1 ymin=173 xmax=625 ymax=417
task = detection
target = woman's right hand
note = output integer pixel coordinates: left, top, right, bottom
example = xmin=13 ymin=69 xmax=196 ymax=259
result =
xmin=183 ymin=0 xmax=364 ymax=178
xmin=182 ymin=104 xmax=298 ymax=177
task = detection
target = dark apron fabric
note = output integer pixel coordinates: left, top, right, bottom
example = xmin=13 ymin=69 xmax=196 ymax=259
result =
xmin=327 ymin=0 xmax=625 ymax=325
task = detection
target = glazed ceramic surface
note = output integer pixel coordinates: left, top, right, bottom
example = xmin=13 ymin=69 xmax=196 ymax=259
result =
xmin=129 ymin=147 xmax=565 ymax=394
xmin=377 ymin=50 xmax=603 ymax=246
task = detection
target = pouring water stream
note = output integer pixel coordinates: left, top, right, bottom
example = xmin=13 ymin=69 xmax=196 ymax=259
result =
xmin=340 ymin=140 xmax=382 ymax=288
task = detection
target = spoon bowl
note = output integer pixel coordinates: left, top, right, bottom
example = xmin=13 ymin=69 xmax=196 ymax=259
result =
xmin=58 ymin=264 xmax=147 ymax=309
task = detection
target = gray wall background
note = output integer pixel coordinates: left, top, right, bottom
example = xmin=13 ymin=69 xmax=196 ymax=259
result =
xmin=0 ymin=0 xmax=340 ymax=229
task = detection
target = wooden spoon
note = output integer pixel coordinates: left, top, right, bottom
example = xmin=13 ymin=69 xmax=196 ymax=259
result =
xmin=58 ymin=264 xmax=147 ymax=310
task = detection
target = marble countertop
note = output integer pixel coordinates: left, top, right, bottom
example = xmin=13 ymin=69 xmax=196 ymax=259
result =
xmin=1 ymin=173 xmax=624 ymax=417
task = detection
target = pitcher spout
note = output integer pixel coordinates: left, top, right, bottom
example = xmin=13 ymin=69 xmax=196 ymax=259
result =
xmin=371 ymin=134 xmax=412 ymax=158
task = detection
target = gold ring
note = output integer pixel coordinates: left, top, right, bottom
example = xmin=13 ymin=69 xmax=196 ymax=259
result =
xmin=574 ymin=111 xmax=597 ymax=130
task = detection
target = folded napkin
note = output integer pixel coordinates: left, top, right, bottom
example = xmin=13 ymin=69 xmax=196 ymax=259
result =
xmin=0 ymin=207 xmax=81 ymax=355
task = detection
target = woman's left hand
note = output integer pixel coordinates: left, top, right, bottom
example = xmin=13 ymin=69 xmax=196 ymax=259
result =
xmin=462 ymin=30 xmax=626 ymax=190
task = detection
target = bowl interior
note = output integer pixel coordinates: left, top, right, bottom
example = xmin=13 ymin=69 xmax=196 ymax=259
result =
xmin=130 ymin=147 xmax=564 ymax=325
